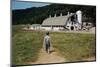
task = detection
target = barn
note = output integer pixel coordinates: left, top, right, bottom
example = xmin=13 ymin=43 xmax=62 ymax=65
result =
xmin=41 ymin=10 xmax=82 ymax=31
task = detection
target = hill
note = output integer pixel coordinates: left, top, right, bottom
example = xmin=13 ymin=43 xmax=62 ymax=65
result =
xmin=12 ymin=4 xmax=96 ymax=26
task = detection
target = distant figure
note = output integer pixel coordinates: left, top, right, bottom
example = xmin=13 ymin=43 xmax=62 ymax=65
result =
xmin=43 ymin=32 xmax=51 ymax=54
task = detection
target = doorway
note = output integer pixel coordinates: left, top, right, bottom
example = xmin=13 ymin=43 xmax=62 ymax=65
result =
xmin=71 ymin=26 xmax=74 ymax=30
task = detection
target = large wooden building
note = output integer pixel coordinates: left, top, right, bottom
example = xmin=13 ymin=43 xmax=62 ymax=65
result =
xmin=41 ymin=10 xmax=82 ymax=31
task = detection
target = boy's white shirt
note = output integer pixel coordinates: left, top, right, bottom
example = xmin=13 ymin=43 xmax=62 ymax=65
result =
xmin=44 ymin=35 xmax=50 ymax=41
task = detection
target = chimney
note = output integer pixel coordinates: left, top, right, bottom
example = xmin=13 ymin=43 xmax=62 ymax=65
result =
xmin=67 ymin=12 xmax=70 ymax=15
xmin=49 ymin=15 xmax=51 ymax=18
xmin=60 ymin=13 xmax=62 ymax=16
xmin=54 ymin=14 xmax=56 ymax=17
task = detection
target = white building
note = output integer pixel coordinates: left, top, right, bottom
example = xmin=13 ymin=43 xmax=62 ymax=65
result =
xmin=41 ymin=10 xmax=82 ymax=31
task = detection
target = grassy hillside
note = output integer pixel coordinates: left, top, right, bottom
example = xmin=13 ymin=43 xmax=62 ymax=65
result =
xmin=12 ymin=25 xmax=96 ymax=65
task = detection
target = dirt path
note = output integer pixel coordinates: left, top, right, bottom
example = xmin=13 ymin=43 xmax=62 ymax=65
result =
xmin=30 ymin=48 xmax=66 ymax=64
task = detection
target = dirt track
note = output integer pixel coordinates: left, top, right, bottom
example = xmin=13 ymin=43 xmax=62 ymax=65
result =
xmin=30 ymin=48 xmax=66 ymax=64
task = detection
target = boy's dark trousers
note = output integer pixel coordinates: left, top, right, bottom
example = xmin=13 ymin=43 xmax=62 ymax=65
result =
xmin=45 ymin=44 xmax=50 ymax=53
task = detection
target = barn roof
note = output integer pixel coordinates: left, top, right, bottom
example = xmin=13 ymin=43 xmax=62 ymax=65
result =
xmin=42 ymin=13 xmax=74 ymax=26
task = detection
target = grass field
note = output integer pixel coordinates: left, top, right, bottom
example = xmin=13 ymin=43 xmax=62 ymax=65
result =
xmin=12 ymin=25 xmax=43 ymax=65
xmin=12 ymin=25 xmax=96 ymax=65
xmin=50 ymin=32 xmax=96 ymax=62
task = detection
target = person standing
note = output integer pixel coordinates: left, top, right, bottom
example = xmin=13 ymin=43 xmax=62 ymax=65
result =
xmin=43 ymin=32 xmax=51 ymax=54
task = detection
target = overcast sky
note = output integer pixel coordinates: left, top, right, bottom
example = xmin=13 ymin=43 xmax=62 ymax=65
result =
xmin=12 ymin=0 xmax=50 ymax=10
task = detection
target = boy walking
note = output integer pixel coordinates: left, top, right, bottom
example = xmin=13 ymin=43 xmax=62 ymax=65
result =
xmin=43 ymin=32 xmax=51 ymax=54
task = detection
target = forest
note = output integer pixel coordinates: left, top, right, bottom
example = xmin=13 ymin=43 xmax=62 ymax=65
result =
xmin=12 ymin=4 xmax=96 ymax=26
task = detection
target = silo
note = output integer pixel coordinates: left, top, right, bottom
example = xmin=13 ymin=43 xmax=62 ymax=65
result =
xmin=76 ymin=10 xmax=82 ymax=29
xmin=76 ymin=10 xmax=82 ymax=24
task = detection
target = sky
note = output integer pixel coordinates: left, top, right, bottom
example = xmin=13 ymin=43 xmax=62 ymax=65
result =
xmin=12 ymin=0 xmax=50 ymax=10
